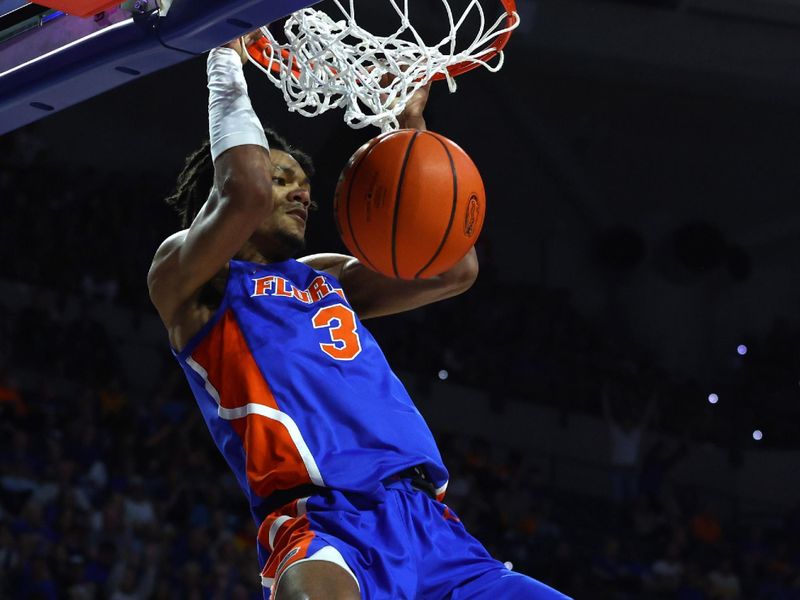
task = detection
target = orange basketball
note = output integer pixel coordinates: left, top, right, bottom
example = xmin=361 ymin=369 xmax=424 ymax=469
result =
xmin=334 ymin=129 xmax=485 ymax=279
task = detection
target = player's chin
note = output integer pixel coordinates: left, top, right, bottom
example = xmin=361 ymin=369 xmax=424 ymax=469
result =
xmin=275 ymin=227 xmax=307 ymax=258
xmin=287 ymin=219 xmax=309 ymax=242
xmin=282 ymin=219 xmax=306 ymax=242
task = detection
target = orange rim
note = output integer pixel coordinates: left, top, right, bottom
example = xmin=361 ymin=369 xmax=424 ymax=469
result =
xmin=433 ymin=0 xmax=518 ymax=80
xmin=247 ymin=37 xmax=302 ymax=78
xmin=246 ymin=0 xmax=517 ymax=82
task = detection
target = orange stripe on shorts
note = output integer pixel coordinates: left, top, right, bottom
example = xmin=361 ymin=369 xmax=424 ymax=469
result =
xmin=260 ymin=514 xmax=316 ymax=582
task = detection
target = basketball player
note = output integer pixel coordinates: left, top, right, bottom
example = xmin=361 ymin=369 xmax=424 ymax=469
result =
xmin=147 ymin=35 xmax=570 ymax=600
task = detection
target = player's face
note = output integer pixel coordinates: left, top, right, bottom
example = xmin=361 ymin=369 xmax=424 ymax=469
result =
xmin=251 ymin=150 xmax=312 ymax=260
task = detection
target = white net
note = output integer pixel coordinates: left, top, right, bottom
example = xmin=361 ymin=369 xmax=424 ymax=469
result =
xmin=247 ymin=0 xmax=520 ymax=131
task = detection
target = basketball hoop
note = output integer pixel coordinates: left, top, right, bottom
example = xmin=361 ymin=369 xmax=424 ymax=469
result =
xmin=246 ymin=0 xmax=519 ymax=131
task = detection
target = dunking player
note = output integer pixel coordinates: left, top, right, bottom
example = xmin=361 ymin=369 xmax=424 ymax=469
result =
xmin=147 ymin=35 xmax=570 ymax=600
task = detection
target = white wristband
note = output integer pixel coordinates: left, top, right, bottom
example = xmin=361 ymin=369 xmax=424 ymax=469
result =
xmin=207 ymin=47 xmax=269 ymax=162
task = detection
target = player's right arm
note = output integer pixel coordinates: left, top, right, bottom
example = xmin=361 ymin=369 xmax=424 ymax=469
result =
xmin=148 ymin=38 xmax=272 ymax=327
xmin=147 ymin=146 xmax=272 ymax=324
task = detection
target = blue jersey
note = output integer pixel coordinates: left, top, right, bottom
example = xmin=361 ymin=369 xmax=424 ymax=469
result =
xmin=173 ymin=258 xmax=448 ymax=521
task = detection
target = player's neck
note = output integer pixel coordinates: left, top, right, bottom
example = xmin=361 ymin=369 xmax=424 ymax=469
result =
xmin=235 ymin=240 xmax=295 ymax=265
xmin=236 ymin=242 xmax=270 ymax=265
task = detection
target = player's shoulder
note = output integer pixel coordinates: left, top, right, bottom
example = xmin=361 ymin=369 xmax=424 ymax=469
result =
xmin=298 ymin=253 xmax=355 ymax=279
xmin=147 ymin=230 xmax=190 ymax=306
xmin=152 ymin=229 xmax=189 ymax=262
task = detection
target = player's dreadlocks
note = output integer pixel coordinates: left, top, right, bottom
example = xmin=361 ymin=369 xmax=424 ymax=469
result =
xmin=165 ymin=128 xmax=315 ymax=229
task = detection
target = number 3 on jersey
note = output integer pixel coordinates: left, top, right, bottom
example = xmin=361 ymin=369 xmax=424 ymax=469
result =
xmin=311 ymin=304 xmax=362 ymax=361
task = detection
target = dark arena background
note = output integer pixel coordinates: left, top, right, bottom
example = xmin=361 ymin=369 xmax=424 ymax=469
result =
xmin=3 ymin=0 xmax=800 ymax=598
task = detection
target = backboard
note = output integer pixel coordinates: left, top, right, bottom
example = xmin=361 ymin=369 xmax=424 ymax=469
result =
xmin=0 ymin=0 xmax=318 ymax=136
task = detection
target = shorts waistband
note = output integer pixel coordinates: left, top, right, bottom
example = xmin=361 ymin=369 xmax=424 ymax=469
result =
xmin=382 ymin=465 xmax=437 ymax=500
xmin=260 ymin=465 xmax=436 ymax=518
xmin=260 ymin=484 xmax=323 ymax=517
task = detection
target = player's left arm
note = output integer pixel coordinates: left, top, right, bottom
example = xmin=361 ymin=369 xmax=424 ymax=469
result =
xmin=302 ymin=82 xmax=478 ymax=318
xmin=300 ymin=250 xmax=478 ymax=319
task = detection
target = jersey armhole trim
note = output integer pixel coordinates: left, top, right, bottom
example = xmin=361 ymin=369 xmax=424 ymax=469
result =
xmin=171 ymin=262 xmax=235 ymax=360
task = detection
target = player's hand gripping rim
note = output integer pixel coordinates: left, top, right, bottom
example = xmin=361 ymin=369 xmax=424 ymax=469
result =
xmin=224 ymin=31 xmax=266 ymax=65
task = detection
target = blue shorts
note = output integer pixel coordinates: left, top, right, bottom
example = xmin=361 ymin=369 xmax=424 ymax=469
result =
xmin=256 ymin=478 xmax=571 ymax=599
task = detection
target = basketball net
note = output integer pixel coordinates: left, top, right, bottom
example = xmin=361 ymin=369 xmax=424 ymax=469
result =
xmin=246 ymin=0 xmax=519 ymax=132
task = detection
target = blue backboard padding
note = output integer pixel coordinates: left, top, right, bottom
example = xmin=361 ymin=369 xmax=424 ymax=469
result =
xmin=0 ymin=0 xmax=315 ymax=135
xmin=158 ymin=0 xmax=311 ymax=54
xmin=0 ymin=0 xmax=28 ymax=17
xmin=0 ymin=18 xmax=158 ymax=135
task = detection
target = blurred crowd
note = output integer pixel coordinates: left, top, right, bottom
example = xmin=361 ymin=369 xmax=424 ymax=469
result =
xmin=3 ymin=352 xmax=800 ymax=599
xmin=2 ymin=147 xmax=800 ymax=599
xmin=368 ymin=248 xmax=800 ymax=453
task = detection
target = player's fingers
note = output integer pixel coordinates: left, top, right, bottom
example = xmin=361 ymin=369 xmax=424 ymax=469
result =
xmin=236 ymin=38 xmax=249 ymax=64
xmin=222 ymin=30 xmax=264 ymax=64
xmin=222 ymin=36 xmax=249 ymax=64
xmin=243 ymin=29 xmax=266 ymax=46
xmin=238 ymin=30 xmax=267 ymax=65
xmin=223 ymin=36 xmax=243 ymax=52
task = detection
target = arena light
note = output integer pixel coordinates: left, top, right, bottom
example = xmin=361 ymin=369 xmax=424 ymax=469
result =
xmin=708 ymin=393 xmax=719 ymax=404
xmin=753 ymin=430 xmax=763 ymax=441
xmin=737 ymin=344 xmax=748 ymax=356
xmin=438 ymin=369 xmax=449 ymax=381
